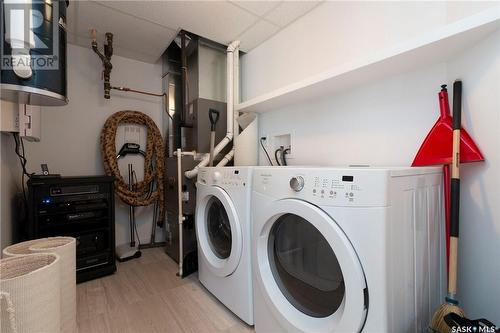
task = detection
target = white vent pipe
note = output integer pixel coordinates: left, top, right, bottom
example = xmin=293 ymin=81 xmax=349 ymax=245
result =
xmin=233 ymin=41 xmax=240 ymax=139
xmin=217 ymin=42 xmax=240 ymax=167
xmin=217 ymin=149 xmax=234 ymax=167
xmin=185 ymin=40 xmax=240 ymax=178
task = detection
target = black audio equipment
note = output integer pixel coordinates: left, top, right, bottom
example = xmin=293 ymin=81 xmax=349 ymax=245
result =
xmin=26 ymin=176 xmax=116 ymax=282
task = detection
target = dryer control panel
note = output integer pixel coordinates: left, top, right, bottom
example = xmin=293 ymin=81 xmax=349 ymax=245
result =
xmin=254 ymin=166 xmax=440 ymax=207
xmin=309 ymin=174 xmax=365 ymax=203
xmin=254 ymin=167 xmax=394 ymax=207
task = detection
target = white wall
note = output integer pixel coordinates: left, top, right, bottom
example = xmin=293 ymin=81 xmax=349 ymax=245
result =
xmin=242 ymin=1 xmax=500 ymax=321
xmin=447 ymin=31 xmax=500 ymax=322
xmin=23 ymin=44 xmax=164 ymax=247
xmin=0 ymin=133 xmax=23 ymax=252
xmin=257 ymin=63 xmax=448 ymax=165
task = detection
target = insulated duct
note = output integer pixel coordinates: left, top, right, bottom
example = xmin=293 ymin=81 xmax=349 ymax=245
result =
xmin=184 ymin=40 xmax=240 ymax=178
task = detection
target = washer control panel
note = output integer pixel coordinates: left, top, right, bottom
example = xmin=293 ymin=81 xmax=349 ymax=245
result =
xmin=218 ymin=169 xmax=246 ymax=187
xmin=198 ymin=167 xmax=250 ymax=188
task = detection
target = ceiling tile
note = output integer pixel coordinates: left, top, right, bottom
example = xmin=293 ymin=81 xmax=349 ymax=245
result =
xmin=90 ymin=1 xmax=174 ymax=29
xmin=68 ymin=1 xmax=177 ymax=63
xmin=230 ymin=1 xmax=282 ymax=17
xmin=95 ymin=1 xmax=259 ymax=45
xmin=165 ymin=2 xmax=260 ymax=45
xmin=68 ymin=31 xmax=162 ymax=64
xmin=265 ymin=1 xmax=321 ymax=27
xmin=65 ymin=0 xmax=323 ymax=63
xmin=237 ymin=19 xmax=280 ymax=51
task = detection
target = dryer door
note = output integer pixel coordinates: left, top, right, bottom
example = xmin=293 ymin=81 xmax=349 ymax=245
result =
xmin=254 ymin=198 xmax=367 ymax=332
xmin=196 ymin=186 xmax=243 ymax=277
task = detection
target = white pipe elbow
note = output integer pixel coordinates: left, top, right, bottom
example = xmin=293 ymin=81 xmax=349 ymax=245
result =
xmin=185 ymin=166 xmax=199 ymax=179
xmin=227 ymin=40 xmax=240 ymax=53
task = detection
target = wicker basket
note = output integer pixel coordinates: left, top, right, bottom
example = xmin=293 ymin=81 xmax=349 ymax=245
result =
xmin=0 ymin=253 xmax=61 ymax=333
xmin=1 ymin=239 xmax=41 ymax=257
xmin=29 ymin=238 xmax=77 ymax=333
xmin=2 ymin=237 xmax=77 ymax=332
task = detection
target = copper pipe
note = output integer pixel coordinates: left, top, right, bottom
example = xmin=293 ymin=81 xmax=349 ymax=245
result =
xmin=111 ymin=86 xmax=165 ymax=97
xmin=90 ymin=29 xmax=113 ymax=99
xmin=91 ymin=29 xmax=164 ymax=99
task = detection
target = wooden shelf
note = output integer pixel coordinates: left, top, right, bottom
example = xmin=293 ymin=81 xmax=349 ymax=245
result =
xmin=236 ymin=8 xmax=500 ymax=114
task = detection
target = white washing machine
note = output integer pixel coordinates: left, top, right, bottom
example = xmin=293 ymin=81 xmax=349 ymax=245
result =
xmin=196 ymin=166 xmax=254 ymax=325
xmin=252 ymin=166 xmax=445 ymax=332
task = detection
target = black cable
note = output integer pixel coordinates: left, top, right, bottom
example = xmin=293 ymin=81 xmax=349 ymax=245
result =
xmin=20 ymin=136 xmax=32 ymax=179
xmin=12 ymin=133 xmax=32 ymax=178
xmin=260 ymin=137 xmax=273 ymax=166
xmin=12 ymin=133 xmax=33 ymax=206
xmin=274 ymin=148 xmax=282 ymax=166
xmin=282 ymin=148 xmax=291 ymax=166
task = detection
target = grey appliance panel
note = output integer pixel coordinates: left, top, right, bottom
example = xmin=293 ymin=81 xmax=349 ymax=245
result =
xmin=184 ymin=98 xmax=228 ymax=154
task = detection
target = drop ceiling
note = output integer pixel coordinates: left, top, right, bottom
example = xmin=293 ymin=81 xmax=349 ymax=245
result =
xmin=67 ymin=1 xmax=323 ymax=64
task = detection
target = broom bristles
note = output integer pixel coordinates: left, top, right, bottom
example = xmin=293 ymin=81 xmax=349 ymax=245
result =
xmin=429 ymin=302 xmax=466 ymax=333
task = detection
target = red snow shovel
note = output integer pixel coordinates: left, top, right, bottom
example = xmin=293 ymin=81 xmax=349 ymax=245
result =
xmin=412 ymin=84 xmax=484 ymax=268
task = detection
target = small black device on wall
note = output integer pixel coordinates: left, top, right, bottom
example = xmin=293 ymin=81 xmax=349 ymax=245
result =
xmin=26 ymin=176 xmax=116 ymax=282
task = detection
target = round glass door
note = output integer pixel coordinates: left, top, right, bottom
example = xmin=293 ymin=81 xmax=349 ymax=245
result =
xmin=268 ymin=213 xmax=345 ymax=318
xmin=253 ymin=198 xmax=367 ymax=332
xmin=195 ymin=184 xmax=242 ymax=277
xmin=207 ymin=197 xmax=232 ymax=259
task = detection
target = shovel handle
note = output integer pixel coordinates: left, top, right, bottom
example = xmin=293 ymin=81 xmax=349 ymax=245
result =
xmin=209 ymin=109 xmax=220 ymax=131
xmin=448 ymin=80 xmax=462 ymax=296
xmin=452 ymin=81 xmax=462 ymax=131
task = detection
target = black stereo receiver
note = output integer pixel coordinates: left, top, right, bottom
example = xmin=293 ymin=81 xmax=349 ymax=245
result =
xmin=26 ymin=176 xmax=116 ymax=282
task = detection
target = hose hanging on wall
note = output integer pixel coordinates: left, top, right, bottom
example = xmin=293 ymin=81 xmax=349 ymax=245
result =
xmin=101 ymin=111 xmax=166 ymax=226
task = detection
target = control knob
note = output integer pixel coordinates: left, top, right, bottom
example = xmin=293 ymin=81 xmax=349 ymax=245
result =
xmin=290 ymin=176 xmax=305 ymax=192
xmin=213 ymin=171 xmax=222 ymax=180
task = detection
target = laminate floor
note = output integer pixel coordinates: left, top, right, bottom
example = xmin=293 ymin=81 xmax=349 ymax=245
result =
xmin=76 ymin=248 xmax=254 ymax=333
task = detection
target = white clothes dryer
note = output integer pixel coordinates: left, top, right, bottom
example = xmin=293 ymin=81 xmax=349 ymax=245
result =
xmin=196 ymin=166 xmax=254 ymax=325
xmin=251 ymin=166 xmax=445 ymax=332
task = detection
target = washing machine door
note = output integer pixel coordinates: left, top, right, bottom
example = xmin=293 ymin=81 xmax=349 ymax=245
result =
xmin=255 ymin=198 xmax=367 ymax=332
xmin=196 ymin=185 xmax=243 ymax=277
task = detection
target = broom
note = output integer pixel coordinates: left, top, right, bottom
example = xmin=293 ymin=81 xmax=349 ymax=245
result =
xmin=430 ymin=80 xmax=466 ymax=332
